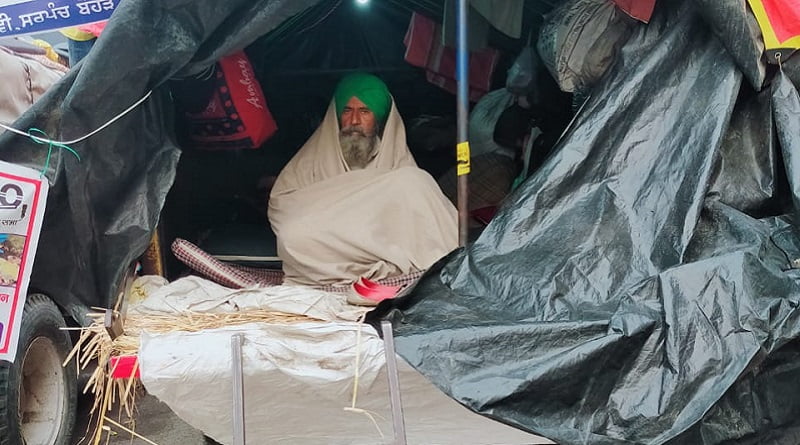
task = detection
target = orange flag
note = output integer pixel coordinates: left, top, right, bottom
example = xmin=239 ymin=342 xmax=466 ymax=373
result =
xmin=748 ymin=0 xmax=800 ymax=63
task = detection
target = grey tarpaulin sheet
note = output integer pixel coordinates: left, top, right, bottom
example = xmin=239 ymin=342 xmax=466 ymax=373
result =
xmin=0 ymin=0 xmax=321 ymax=322
xmin=370 ymin=1 xmax=800 ymax=444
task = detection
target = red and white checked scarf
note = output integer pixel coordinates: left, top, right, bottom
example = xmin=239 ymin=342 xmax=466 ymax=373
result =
xmin=171 ymin=238 xmax=424 ymax=293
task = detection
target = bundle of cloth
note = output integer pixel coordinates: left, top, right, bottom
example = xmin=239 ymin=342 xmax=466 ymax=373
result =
xmin=0 ymin=47 xmax=64 ymax=128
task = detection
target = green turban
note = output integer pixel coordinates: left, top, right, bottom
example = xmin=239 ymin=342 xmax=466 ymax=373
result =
xmin=334 ymin=73 xmax=392 ymax=125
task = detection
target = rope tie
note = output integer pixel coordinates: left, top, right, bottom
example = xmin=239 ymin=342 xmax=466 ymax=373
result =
xmin=27 ymin=128 xmax=81 ymax=177
xmin=343 ymin=311 xmax=386 ymax=438
xmin=0 ymin=90 xmax=153 ymax=177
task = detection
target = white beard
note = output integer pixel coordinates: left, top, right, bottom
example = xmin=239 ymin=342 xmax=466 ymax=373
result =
xmin=340 ymin=129 xmax=380 ymax=169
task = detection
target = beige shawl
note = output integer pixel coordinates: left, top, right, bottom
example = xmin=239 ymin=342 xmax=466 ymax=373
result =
xmin=0 ymin=48 xmax=63 ymax=128
xmin=269 ymin=101 xmax=458 ymax=286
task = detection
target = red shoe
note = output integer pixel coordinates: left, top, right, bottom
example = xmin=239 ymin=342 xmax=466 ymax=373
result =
xmin=347 ymin=278 xmax=401 ymax=306
xmin=358 ymin=277 xmax=401 ymax=293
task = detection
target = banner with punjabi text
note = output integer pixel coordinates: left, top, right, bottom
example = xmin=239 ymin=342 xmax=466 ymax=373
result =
xmin=0 ymin=0 xmax=116 ymax=38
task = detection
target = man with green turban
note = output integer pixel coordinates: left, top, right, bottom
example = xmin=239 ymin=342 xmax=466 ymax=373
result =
xmin=269 ymin=73 xmax=458 ymax=296
xmin=334 ymin=73 xmax=392 ymax=127
xmin=334 ymin=73 xmax=392 ymax=169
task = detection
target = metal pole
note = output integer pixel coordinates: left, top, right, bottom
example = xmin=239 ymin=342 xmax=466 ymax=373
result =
xmin=231 ymin=334 xmax=246 ymax=445
xmin=381 ymin=320 xmax=407 ymax=445
xmin=456 ymin=0 xmax=470 ymax=247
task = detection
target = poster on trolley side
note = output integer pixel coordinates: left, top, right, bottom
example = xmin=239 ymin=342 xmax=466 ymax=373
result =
xmin=0 ymin=161 xmax=47 ymax=363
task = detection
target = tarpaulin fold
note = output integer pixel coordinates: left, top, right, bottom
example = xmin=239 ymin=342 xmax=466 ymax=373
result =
xmin=708 ymin=87 xmax=780 ymax=217
xmin=696 ymin=0 xmax=766 ymax=90
xmin=370 ymin=1 xmax=800 ymax=444
xmin=772 ymin=69 xmax=800 ymax=222
xmin=665 ymin=211 xmax=800 ymax=445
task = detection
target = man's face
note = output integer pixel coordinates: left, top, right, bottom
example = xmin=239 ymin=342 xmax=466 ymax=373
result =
xmin=339 ymin=95 xmax=381 ymax=169
xmin=340 ymin=96 xmax=377 ymax=137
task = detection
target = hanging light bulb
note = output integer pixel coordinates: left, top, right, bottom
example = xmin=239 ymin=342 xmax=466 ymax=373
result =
xmin=355 ymin=0 xmax=370 ymax=6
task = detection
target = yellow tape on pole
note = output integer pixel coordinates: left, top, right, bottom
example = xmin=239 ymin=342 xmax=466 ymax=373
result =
xmin=457 ymin=142 xmax=471 ymax=176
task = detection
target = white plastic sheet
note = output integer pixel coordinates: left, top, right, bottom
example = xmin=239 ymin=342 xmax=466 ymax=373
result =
xmin=136 ymin=277 xmax=548 ymax=444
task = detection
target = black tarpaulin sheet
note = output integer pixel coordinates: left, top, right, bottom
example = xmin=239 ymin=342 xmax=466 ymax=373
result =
xmin=773 ymin=70 xmax=800 ymax=224
xmin=0 ymin=0 xmax=321 ymax=322
xmin=708 ymin=87 xmax=781 ymax=217
xmin=695 ymin=0 xmax=766 ymax=91
xmin=371 ymin=1 xmax=800 ymax=444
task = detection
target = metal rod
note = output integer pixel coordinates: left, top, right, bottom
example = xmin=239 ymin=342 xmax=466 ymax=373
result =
xmin=381 ymin=320 xmax=407 ymax=445
xmin=456 ymin=0 xmax=470 ymax=246
xmin=231 ymin=334 xmax=246 ymax=445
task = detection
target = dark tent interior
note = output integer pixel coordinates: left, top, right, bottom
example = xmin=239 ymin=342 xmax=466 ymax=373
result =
xmin=160 ymin=0 xmax=570 ymax=278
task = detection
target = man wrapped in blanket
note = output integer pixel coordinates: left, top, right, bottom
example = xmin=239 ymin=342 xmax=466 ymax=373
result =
xmin=269 ymin=73 xmax=458 ymax=287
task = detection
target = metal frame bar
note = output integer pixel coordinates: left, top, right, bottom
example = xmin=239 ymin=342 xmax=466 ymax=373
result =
xmin=381 ymin=320 xmax=408 ymax=445
xmin=232 ymin=334 xmax=247 ymax=445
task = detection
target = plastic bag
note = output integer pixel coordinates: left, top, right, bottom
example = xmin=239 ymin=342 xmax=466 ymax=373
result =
xmin=467 ymin=89 xmax=516 ymax=158
xmin=537 ymin=0 xmax=634 ymax=93
xmin=506 ymin=47 xmax=536 ymax=95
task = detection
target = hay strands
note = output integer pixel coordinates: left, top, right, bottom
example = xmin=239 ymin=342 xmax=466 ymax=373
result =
xmin=64 ymin=307 xmax=320 ymax=444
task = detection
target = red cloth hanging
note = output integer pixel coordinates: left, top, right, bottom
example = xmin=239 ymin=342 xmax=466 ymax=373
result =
xmin=612 ymin=0 xmax=657 ymax=23
xmin=184 ymin=51 xmax=278 ymax=150
xmin=404 ymin=12 xmax=499 ymax=102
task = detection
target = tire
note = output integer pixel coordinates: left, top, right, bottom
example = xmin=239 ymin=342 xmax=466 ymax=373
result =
xmin=0 ymin=294 xmax=77 ymax=445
